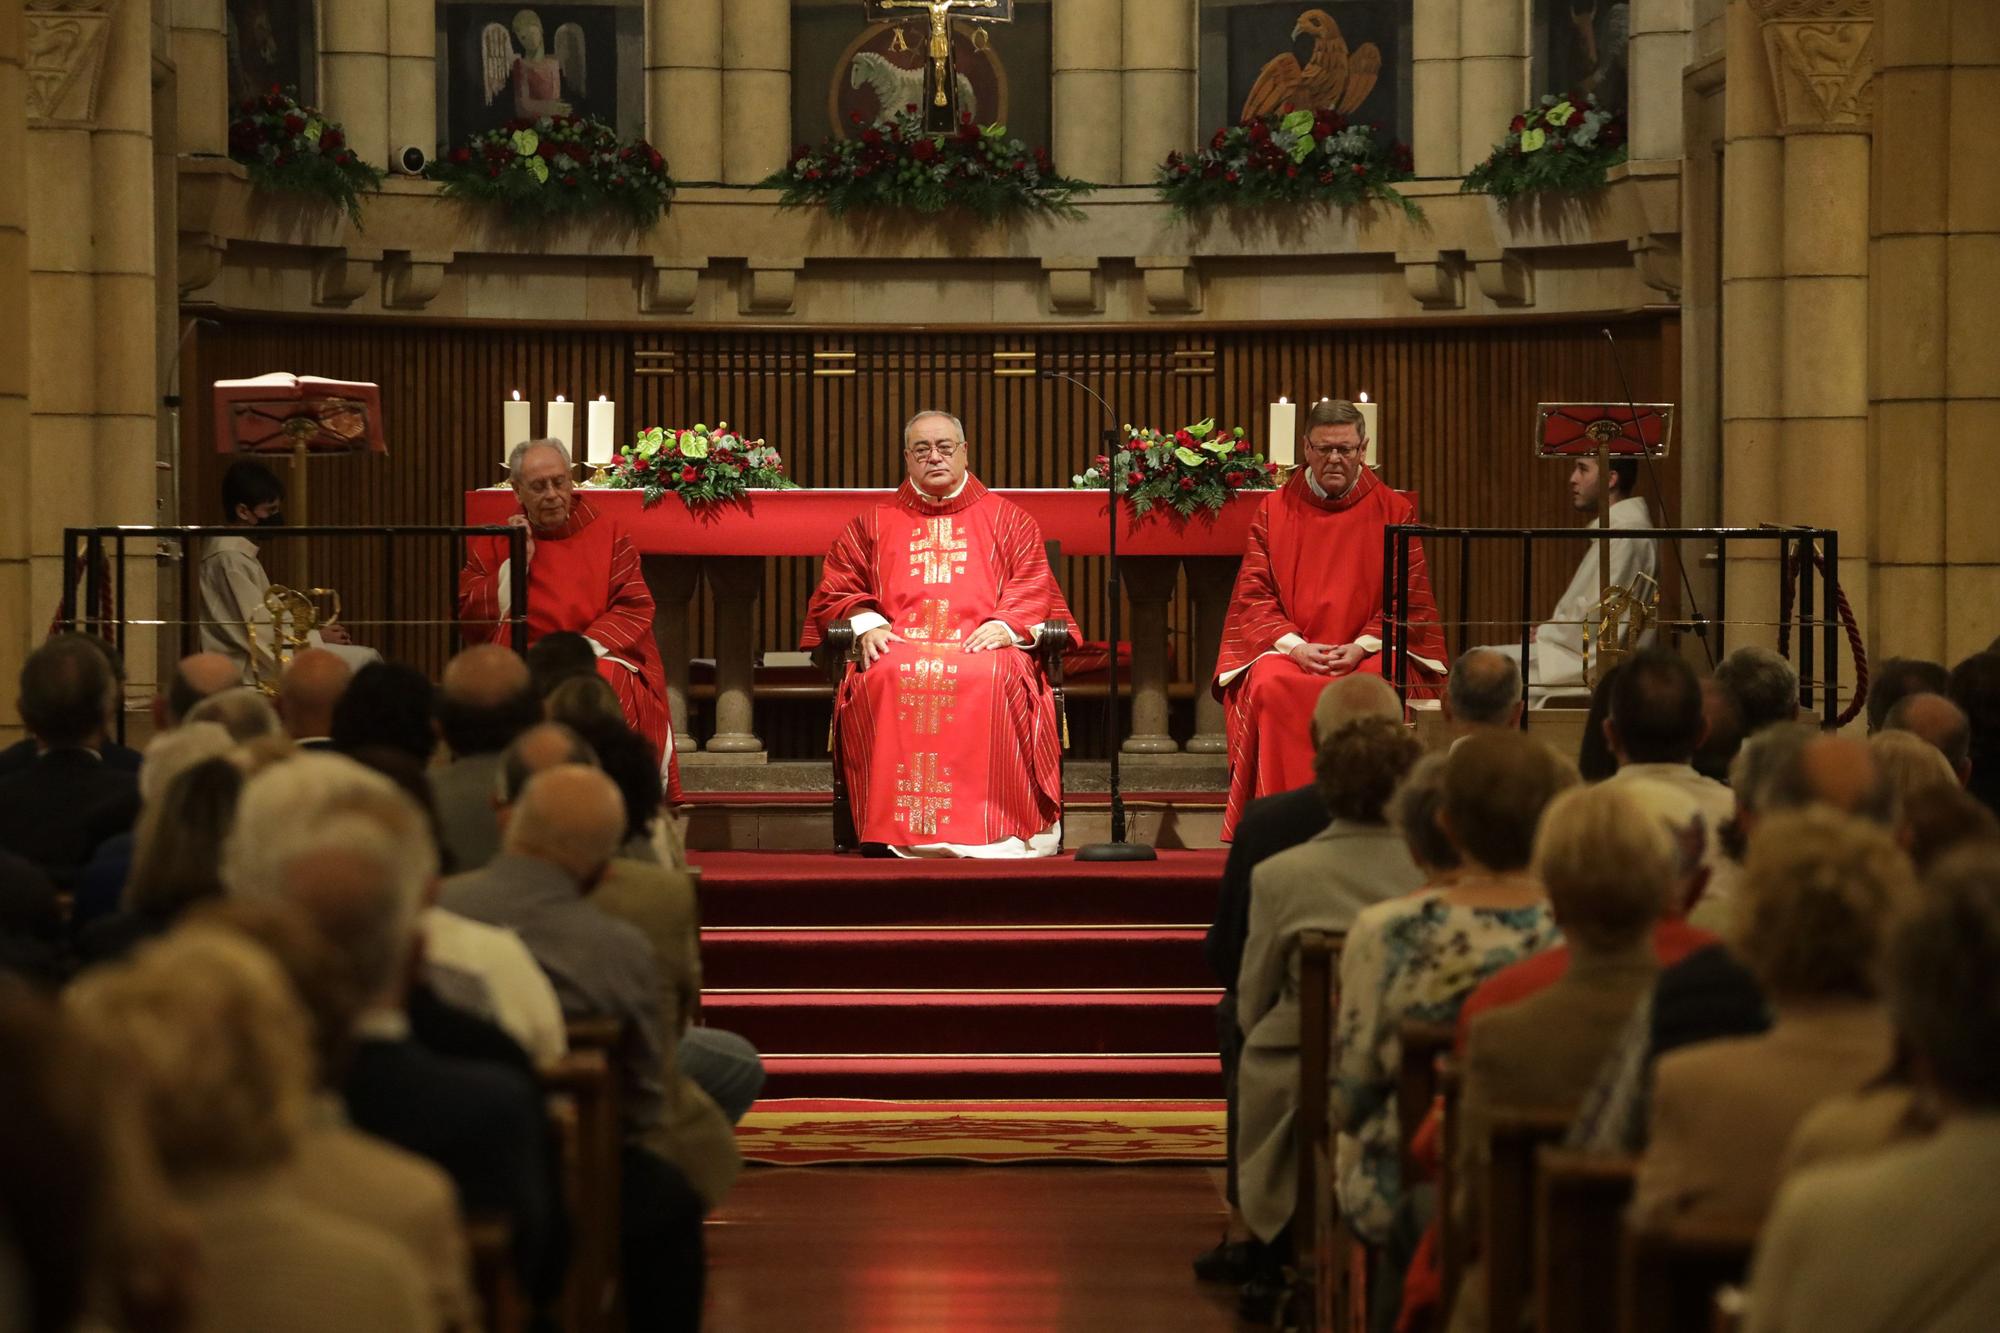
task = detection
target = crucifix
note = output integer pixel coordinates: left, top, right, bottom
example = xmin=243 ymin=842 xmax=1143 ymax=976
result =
xmin=864 ymin=0 xmax=1013 ymax=132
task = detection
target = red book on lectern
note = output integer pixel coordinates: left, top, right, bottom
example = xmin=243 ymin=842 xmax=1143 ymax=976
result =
xmin=213 ymin=373 xmax=386 ymax=455
xmin=1535 ymin=402 xmax=1674 ymax=459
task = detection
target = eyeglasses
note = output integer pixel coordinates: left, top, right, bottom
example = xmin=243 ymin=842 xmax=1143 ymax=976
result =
xmin=1302 ymin=443 xmax=1366 ymax=461
xmin=905 ymin=441 xmax=963 ymax=461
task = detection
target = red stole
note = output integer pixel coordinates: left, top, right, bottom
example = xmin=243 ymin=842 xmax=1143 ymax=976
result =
xmin=805 ymin=478 xmax=1075 ymax=847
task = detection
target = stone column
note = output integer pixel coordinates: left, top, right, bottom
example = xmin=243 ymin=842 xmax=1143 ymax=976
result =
xmin=0 ymin=0 xmax=29 ymax=730
xmin=1716 ymin=0 xmax=1785 ymax=649
xmin=168 ymin=0 xmax=228 ymax=155
xmin=1411 ymin=0 xmax=1462 ymax=177
xmin=702 ymin=556 xmax=765 ymax=758
xmin=1121 ymin=0 xmax=1193 ymax=183
xmin=386 ymin=0 xmax=435 ymax=159
xmin=650 ymin=0 xmax=721 ymax=183
xmin=1457 ymin=0 xmax=1527 ymax=173
xmin=1053 ymin=0 xmax=1121 ymax=182
xmin=1182 ymin=556 xmax=1237 ymax=754
xmin=1628 ymin=0 xmax=1693 ymax=162
xmin=720 ymin=0 xmax=789 ymax=186
xmin=320 ymin=0 xmax=390 ymax=169
xmin=1118 ymin=557 xmax=1179 ymax=754
xmin=642 ymin=555 xmax=701 ymax=756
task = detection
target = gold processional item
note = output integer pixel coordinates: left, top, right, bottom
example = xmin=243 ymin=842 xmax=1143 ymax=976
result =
xmin=1581 ymin=569 xmax=1659 ymax=688
xmin=254 ymin=584 xmax=342 ymax=696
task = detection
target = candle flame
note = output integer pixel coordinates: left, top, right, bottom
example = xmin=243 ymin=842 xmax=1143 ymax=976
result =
xmin=555 ymin=394 xmax=566 ymax=403
xmin=1278 ymin=395 xmax=1288 ymax=404
xmin=598 ymin=394 xmax=608 ymax=402
xmin=1359 ymin=391 xmax=1371 ymax=403
xmin=511 ymin=390 xmax=521 ymax=401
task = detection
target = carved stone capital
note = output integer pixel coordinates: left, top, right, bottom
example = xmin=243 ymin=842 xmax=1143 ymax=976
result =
xmin=383 ymin=250 xmax=450 ymax=309
xmin=1470 ymin=249 xmax=1535 ymax=307
xmin=1042 ymin=257 xmax=1102 ymax=316
xmin=314 ymin=247 xmax=383 ymax=307
xmin=740 ymin=258 xmax=801 ymax=316
xmin=25 ymin=0 xmax=118 ymax=127
xmin=1629 ymin=235 xmax=1682 ymax=300
xmin=641 ymin=261 xmax=704 ymax=315
xmin=1136 ymin=256 xmax=1202 ymax=315
xmin=177 ymin=232 xmax=226 ymax=296
xmin=1396 ymin=250 xmax=1464 ymax=310
xmin=1757 ymin=13 xmax=1876 ymax=130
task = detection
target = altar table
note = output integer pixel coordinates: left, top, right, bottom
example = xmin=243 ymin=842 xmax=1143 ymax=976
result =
xmin=465 ymin=488 xmax=1260 ymax=761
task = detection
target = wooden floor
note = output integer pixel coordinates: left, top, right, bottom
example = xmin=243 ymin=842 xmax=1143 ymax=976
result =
xmin=705 ymin=1165 xmax=1247 ymax=1332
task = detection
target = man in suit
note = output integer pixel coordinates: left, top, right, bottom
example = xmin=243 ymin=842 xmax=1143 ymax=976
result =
xmin=147 ymin=651 xmax=241 ymax=735
xmin=222 ymin=752 xmax=563 ymax=1309
xmin=1197 ymin=671 xmax=1406 ymax=1284
xmin=1443 ymin=647 xmax=1524 ymax=737
xmin=0 ymin=634 xmax=142 ymax=778
xmin=277 ymin=648 xmax=351 ymax=750
xmin=442 ymin=759 xmax=706 ymax=1331
xmin=0 ymin=635 xmax=139 ymax=889
xmin=429 ymin=644 xmax=541 ymax=874
xmin=1746 ymin=844 xmax=2000 ymax=1332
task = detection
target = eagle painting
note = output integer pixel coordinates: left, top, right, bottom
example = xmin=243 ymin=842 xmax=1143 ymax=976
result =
xmin=849 ymin=50 xmax=976 ymax=127
xmin=1240 ymin=8 xmax=1382 ymax=121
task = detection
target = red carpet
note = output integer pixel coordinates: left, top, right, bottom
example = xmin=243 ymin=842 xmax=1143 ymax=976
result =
xmin=695 ymin=850 xmax=1227 ymax=1103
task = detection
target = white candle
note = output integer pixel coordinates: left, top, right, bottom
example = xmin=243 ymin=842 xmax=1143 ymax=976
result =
xmin=503 ymin=390 xmax=530 ymax=468
xmin=1356 ymin=392 xmax=1379 ymax=468
xmin=1268 ymin=397 xmax=1296 ymax=467
xmin=545 ymin=395 xmax=574 ymax=456
xmin=586 ymin=395 xmax=615 ymax=467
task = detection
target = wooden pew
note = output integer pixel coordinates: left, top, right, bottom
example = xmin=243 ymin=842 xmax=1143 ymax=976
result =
xmin=565 ymin=1016 xmax=623 ymax=1056
xmin=541 ymin=1048 xmax=624 ymax=1333
xmin=466 ymin=1215 xmax=524 ymax=1333
xmin=1435 ymin=1061 xmax=1463 ymax=1326
xmin=1295 ymin=930 xmax=1349 ymax=1333
xmin=1397 ymin=1022 xmax=1456 ymax=1185
xmin=1475 ymin=1109 xmax=1574 ymax=1333
xmin=1619 ymin=1215 xmax=1757 ymax=1333
xmin=1534 ymin=1149 xmax=1637 ymax=1333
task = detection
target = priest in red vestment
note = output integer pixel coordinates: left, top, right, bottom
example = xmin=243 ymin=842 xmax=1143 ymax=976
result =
xmin=1215 ymin=400 xmax=1447 ymax=839
xmin=803 ymin=410 xmax=1076 ymax=857
xmin=458 ymin=438 xmax=680 ymax=799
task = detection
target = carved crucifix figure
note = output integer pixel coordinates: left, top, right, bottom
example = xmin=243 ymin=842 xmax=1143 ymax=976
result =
xmin=865 ymin=0 xmax=1010 ymax=131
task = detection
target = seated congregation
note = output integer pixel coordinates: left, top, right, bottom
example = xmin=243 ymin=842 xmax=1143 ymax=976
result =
xmin=1203 ymin=639 xmax=2000 ymax=1332
xmin=0 ymin=631 xmax=762 ymax=1333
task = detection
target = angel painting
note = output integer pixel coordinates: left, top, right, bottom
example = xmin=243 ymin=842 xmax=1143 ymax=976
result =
xmin=1240 ymin=8 xmax=1382 ymax=120
xmin=482 ymin=7 xmax=586 ymax=119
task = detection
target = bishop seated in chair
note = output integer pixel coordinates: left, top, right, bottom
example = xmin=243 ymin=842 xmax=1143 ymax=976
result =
xmin=1215 ymin=399 xmax=1447 ymax=840
xmin=457 ymin=438 xmax=679 ymax=798
xmin=803 ymin=410 xmax=1076 ymax=858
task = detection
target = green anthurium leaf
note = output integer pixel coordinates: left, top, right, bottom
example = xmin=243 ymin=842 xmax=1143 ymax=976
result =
xmin=679 ymin=430 xmax=708 ymax=459
xmin=1173 ymin=445 xmax=1205 ymax=467
xmin=511 ymin=128 xmax=539 ymax=156
xmin=1280 ymin=108 xmax=1315 ymax=139
xmin=1188 ymin=417 xmax=1214 ymax=440
xmin=528 ymin=155 xmax=550 ymax=183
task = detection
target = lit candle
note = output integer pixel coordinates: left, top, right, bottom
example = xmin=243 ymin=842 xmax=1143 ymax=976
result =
xmin=1356 ymin=391 xmax=1380 ymax=468
xmin=545 ymin=394 xmax=574 ymax=456
xmin=503 ymin=390 xmax=530 ymax=468
xmin=586 ymin=395 xmax=615 ymax=467
xmin=1268 ymin=396 xmax=1296 ymax=467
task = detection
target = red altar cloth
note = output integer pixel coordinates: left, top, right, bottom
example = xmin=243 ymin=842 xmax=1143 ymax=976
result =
xmin=465 ymin=488 xmax=1260 ymax=557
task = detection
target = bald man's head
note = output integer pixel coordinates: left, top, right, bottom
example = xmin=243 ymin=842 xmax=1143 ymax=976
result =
xmin=165 ymin=652 xmax=242 ymax=726
xmin=1765 ymin=734 xmax=1898 ymax=827
xmin=498 ymin=722 xmax=597 ymax=806
xmin=438 ymin=645 xmax=538 ymax=757
xmin=1445 ymin=648 xmax=1524 ymax=729
xmin=503 ymin=764 xmax=625 ymax=886
xmin=278 ymin=649 xmax=352 ymax=742
xmin=1310 ymin=673 xmax=1403 ymax=747
xmin=1885 ymin=692 xmax=1973 ymax=782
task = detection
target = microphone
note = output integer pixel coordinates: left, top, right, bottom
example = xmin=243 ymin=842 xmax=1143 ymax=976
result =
xmin=1602 ymin=326 xmax=1713 ymax=662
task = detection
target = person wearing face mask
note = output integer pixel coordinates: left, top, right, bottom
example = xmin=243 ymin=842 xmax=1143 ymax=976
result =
xmin=1214 ymin=398 xmax=1447 ymax=840
xmin=802 ymin=410 xmax=1078 ymax=858
xmin=198 ymin=460 xmax=375 ymax=684
xmin=457 ymin=437 xmax=678 ymax=799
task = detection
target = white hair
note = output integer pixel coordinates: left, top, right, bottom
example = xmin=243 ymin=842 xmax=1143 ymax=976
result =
xmin=508 ymin=437 xmax=571 ymax=473
xmin=902 ymin=410 xmax=965 ymax=446
xmin=223 ymin=754 xmax=438 ymax=997
xmin=138 ymin=721 xmax=235 ymax=805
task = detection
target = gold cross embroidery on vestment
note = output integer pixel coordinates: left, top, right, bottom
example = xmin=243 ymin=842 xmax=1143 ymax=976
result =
xmin=901 ymin=598 xmax=960 ymax=643
xmin=894 ymin=751 xmax=954 ymax=836
xmin=895 ymin=655 xmax=959 ymax=734
xmin=908 ymin=517 xmax=968 ymax=585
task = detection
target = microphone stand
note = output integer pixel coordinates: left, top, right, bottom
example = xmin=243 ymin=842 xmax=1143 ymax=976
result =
xmin=1045 ymin=371 xmax=1158 ymax=863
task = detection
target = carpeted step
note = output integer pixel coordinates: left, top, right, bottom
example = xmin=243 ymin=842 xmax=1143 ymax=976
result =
xmin=705 ymin=988 xmax=1222 ymax=1055
xmin=761 ymin=1054 xmax=1224 ymax=1100
xmin=701 ymin=926 xmax=1215 ymax=990
xmin=691 ymin=849 xmax=1227 ymax=928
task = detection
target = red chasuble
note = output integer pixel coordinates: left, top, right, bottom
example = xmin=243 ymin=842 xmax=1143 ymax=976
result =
xmin=457 ymin=500 xmax=680 ymax=800
xmin=803 ymin=477 xmax=1077 ymax=850
xmin=1214 ymin=469 xmax=1447 ymax=839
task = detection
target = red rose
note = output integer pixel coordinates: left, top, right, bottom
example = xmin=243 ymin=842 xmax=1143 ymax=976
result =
xmin=680 ymin=466 xmax=698 ymax=482
xmin=634 ymin=457 xmax=651 ymax=472
xmin=612 ymin=175 xmax=625 ymax=186
xmin=649 ymin=149 xmax=665 ymax=172
xmin=911 ymin=138 xmax=938 ymax=162
xmin=1235 ymin=440 xmax=1250 ymax=453
xmin=1127 ymin=470 xmax=1146 ymax=487
xmin=1510 ymin=114 xmax=1527 ymax=133
xmin=563 ymin=174 xmax=577 ymax=186
xmin=1265 ymin=462 xmax=1280 ymax=475
xmin=1175 ymin=429 xmax=1193 ymax=446
xmin=1286 ymin=166 xmax=1299 ymax=178
xmin=336 ymin=151 xmax=352 ymax=165
xmin=861 ymin=129 xmax=882 ymax=147
xmin=319 ymin=128 xmax=344 ymax=150
xmin=450 ymin=146 xmax=471 ymax=164
xmin=488 ymin=166 xmax=500 ymax=178
xmin=1249 ymin=121 xmax=1270 ymax=143
xmin=1178 ymin=477 xmax=1196 ymax=492
xmin=282 ymin=114 xmax=305 ymax=134
xmin=1225 ymin=170 xmax=1240 ymax=183
xmin=1352 ymin=163 xmax=1367 ymax=175
xmin=1225 ymin=471 xmax=1244 ymax=486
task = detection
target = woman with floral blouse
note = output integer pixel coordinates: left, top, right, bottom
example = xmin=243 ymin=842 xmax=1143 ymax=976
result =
xmin=1330 ymin=730 xmax=1577 ymax=1330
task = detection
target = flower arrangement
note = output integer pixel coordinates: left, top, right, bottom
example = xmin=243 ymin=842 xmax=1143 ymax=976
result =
xmin=1461 ymin=93 xmax=1627 ymax=199
xmin=227 ymin=86 xmax=384 ymax=223
xmin=601 ymin=423 xmax=798 ymax=509
xmin=1070 ymin=419 xmax=1278 ymax=518
xmin=1156 ymin=107 xmax=1417 ymax=219
xmin=429 ymin=116 xmax=673 ymax=226
xmin=769 ymin=107 xmax=1092 ymax=222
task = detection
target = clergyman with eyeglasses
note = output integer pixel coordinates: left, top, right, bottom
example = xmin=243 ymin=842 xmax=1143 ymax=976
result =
xmin=802 ymin=410 xmax=1078 ymax=857
xmin=1212 ymin=398 xmax=1447 ymax=840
